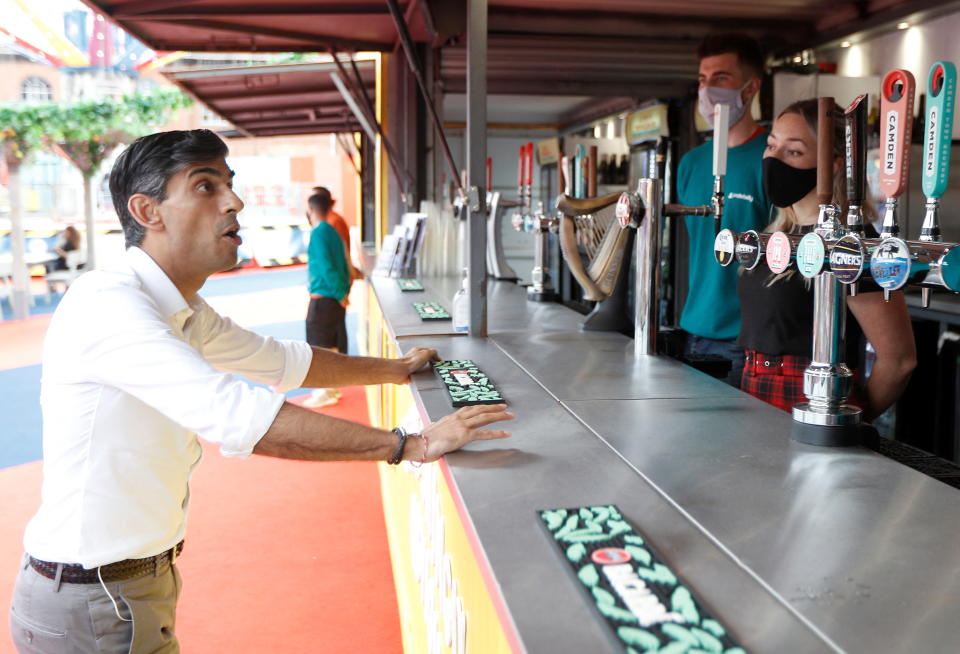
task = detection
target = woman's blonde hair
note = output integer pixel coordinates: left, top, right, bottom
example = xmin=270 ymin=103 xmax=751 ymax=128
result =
xmin=759 ymin=98 xmax=877 ymax=286
xmin=766 ymin=98 xmax=877 ymax=234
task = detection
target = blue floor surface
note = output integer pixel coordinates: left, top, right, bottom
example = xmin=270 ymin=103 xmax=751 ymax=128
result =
xmin=0 ymin=266 xmax=355 ymax=470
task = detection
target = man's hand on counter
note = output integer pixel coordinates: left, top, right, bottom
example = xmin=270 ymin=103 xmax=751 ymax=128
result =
xmin=417 ymin=404 xmax=514 ymax=463
xmin=395 ymin=346 xmax=440 ymax=383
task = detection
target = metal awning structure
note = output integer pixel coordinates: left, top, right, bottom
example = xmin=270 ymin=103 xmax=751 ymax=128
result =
xmin=162 ymin=60 xmax=375 ymax=137
xmin=82 ymin=0 xmax=960 ymax=101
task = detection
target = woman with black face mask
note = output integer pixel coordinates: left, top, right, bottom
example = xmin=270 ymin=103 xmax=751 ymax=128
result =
xmin=736 ymin=98 xmax=916 ymax=420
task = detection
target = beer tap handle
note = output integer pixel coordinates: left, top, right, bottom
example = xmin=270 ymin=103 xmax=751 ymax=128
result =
xmin=525 ymin=142 xmax=534 ymax=193
xmin=921 ymin=62 xmax=956 ymax=200
xmin=920 ymin=61 xmax=956 ymax=241
xmin=561 ymin=155 xmax=572 ymax=196
xmin=711 ymin=103 xmax=729 ymax=235
xmin=844 ymin=94 xmax=868 ymax=234
xmin=518 ymin=145 xmax=525 ymax=197
xmin=922 ymin=287 xmax=932 ymax=308
xmin=879 ymin=69 xmax=916 ymax=238
xmin=655 ymin=137 xmax=668 ymax=181
xmin=486 ymin=157 xmax=492 ymax=194
xmin=573 ymin=144 xmax=585 ymax=199
xmin=817 ymin=97 xmax=836 ymax=216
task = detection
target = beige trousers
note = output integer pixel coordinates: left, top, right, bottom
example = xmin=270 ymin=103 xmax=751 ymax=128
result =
xmin=9 ymin=553 xmax=181 ymax=654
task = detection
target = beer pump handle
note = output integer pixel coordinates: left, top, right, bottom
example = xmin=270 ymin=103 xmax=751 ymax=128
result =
xmin=561 ymin=155 xmax=572 ymax=196
xmin=517 ymin=145 xmax=525 ymax=193
xmin=525 ymin=142 xmax=534 ymax=191
xmin=573 ymin=144 xmax=585 ymax=198
xmin=879 ymin=70 xmax=916 ymax=200
xmin=817 ymin=97 xmax=835 ymax=206
xmin=711 ymin=104 xmax=729 ymax=177
xmin=655 ymin=137 xmax=668 ymax=181
xmin=711 ymin=104 xmax=729 ymax=234
xmin=844 ymin=94 xmax=868 ymax=211
xmin=922 ymin=61 xmax=957 ymax=200
xmin=486 ymin=157 xmax=492 ymax=193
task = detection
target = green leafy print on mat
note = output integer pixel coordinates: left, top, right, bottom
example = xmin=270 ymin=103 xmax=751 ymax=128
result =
xmin=433 ymin=360 xmax=477 ymax=370
xmin=543 ymin=508 xmax=635 ymax=546
xmin=541 ymin=505 xmax=745 ymax=653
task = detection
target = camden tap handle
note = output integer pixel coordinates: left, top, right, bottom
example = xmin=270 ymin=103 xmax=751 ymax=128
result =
xmin=879 ymin=70 xmax=916 ymax=238
xmin=844 ymin=94 xmax=868 ymax=210
xmin=817 ymin=97 xmax=835 ymax=206
xmin=922 ymin=62 xmax=957 ymax=201
xmin=879 ymin=70 xmax=916 ymax=200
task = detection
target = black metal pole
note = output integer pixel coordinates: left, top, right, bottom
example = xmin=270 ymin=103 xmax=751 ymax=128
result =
xmin=384 ymin=0 xmax=463 ymax=192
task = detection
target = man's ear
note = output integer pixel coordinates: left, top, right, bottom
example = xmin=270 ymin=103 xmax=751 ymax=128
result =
xmin=127 ymin=193 xmax=165 ymax=232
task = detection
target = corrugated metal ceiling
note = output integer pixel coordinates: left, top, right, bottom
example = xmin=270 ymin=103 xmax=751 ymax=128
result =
xmin=82 ymin=0 xmax=960 ymax=129
xmin=162 ymin=60 xmax=375 ymax=137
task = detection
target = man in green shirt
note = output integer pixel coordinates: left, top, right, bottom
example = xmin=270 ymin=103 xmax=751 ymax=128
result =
xmin=304 ymin=191 xmax=350 ymax=407
xmin=677 ymin=33 xmax=772 ymax=387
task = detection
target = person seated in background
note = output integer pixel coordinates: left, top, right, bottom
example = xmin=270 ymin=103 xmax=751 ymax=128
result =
xmin=49 ymin=225 xmax=82 ymax=271
xmin=737 ymin=98 xmax=917 ymax=420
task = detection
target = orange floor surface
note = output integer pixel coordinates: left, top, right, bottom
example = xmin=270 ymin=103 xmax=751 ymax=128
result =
xmin=0 ymin=387 xmax=403 ymax=654
xmin=0 ymin=268 xmax=403 ymax=653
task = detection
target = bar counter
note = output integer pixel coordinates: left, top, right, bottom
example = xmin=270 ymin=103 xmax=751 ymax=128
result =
xmin=364 ymin=273 xmax=960 ymax=654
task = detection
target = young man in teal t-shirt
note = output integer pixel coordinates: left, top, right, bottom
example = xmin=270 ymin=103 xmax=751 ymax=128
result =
xmin=677 ymin=33 xmax=772 ymax=387
xmin=304 ymin=191 xmax=350 ymax=407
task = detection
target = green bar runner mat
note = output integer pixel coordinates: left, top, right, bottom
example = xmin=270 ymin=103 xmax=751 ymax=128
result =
xmin=539 ymin=504 xmax=746 ymax=654
xmin=432 ymin=360 xmax=505 ymax=406
xmin=397 ymin=278 xmax=425 ymax=291
xmin=413 ymin=302 xmax=451 ymax=320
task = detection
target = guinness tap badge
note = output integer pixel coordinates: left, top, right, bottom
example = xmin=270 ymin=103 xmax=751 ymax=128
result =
xmin=713 ymin=229 xmax=736 ymax=266
xmin=829 ymin=234 xmax=867 ymax=284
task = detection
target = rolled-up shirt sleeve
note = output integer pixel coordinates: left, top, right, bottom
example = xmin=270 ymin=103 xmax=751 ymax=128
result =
xmin=80 ymin=287 xmax=289 ymax=457
xmin=193 ymin=298 xmax=312 ymax=392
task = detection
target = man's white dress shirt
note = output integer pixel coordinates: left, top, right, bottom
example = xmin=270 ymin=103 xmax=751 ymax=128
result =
xmin=24 ymin=247 xmax=312 ymax=568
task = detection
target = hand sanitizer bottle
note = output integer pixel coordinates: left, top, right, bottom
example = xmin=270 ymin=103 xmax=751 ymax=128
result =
xmin=452 ymin=269 xmax=469 ymax=333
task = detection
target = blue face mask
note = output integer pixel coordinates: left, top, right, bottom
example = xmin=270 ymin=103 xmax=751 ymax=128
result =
xmin=698 ymin=82 xmax=750 ymax=128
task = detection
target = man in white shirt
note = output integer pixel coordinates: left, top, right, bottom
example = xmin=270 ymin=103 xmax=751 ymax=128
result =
xmin=9 ymin=129 xmax=513 ymax=654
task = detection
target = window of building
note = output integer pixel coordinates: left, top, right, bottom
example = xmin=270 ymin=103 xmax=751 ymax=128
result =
xmin=21 ymin=77 xmax=52 ymax=102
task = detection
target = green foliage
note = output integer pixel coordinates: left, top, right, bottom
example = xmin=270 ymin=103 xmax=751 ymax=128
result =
xmin=0 ymin=87 xmax=192 ymax=175
xmin=0 ymin=104 xmax=57 ymax=168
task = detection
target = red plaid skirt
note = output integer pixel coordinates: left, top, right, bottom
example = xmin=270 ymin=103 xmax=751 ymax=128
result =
xmin=742 ymin=350 xmax=865 ymax=414
xmin=741 ymin=350 xmax=810 ymax=413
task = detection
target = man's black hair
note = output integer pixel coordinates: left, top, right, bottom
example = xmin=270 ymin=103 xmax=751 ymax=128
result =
xmin=109 ymin=129 xmax=229 ymax=248
xmin=308 ymin=192 xmax=333 ymax=216
xmin=697 ymin=33 xmax=765 ymax=80
xmin=311 ymin=186 xmax=333 ymax=201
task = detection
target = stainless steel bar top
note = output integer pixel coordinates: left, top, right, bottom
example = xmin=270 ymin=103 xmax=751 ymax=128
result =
xmin=367 ymin=274 xmax=585 ymax=339
xmin=373 ymin=276 xmax=960 ymax=654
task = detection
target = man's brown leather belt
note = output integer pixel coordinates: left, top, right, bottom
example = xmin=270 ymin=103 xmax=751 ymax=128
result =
xmin=29 ymin=541 xmax=184 ymax=584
